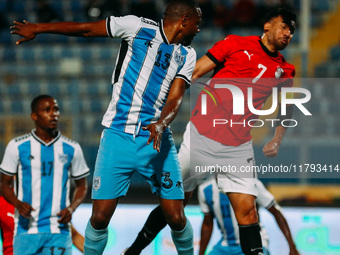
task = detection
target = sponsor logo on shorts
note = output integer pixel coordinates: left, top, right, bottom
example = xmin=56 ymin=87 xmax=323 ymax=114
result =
xmin=176 ymin=181 xmax=182 ymax=188
xmin=93 ymin=177 xmax=101 ymax=191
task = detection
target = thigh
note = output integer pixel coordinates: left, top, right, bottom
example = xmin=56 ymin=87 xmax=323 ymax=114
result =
xmin=92 ymin=128 xmax=134 ymax=199
xmin=138 ymin=131 xmax=184 ymax=200
xmin=227 ymin=192 xmax=258 ymax=224
xmin=42 ymin=234 xmax=72 ymax=255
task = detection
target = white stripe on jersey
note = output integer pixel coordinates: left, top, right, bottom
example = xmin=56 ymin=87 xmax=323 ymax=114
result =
xmin=28 ymin=138 xmax=41 ymax=234
xmin=51 ymin=141 xmax=63 ymax=233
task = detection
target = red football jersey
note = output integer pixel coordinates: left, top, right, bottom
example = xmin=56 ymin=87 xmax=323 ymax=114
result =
xmin=191 ymin=35 xmax=295 ymax=146
xmin=0 ymin=196 xmax=14 ymax=255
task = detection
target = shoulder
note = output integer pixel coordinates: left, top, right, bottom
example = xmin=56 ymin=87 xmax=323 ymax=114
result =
xmin=12 ymin=133 xmax=32 ymax=144
xmin=183 ymin=45 xmax=196 ymax=58
xmin=60 ymin=135 xmax=80 ymax=146
xmin=140 ymin=17 xmax=158 ymax=27
xmin=223 ymin=34 xmax=257 ymax=43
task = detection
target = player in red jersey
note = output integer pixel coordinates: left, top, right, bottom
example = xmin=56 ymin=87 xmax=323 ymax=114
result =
xmin=123 ymin=7 xmax=296 ymax=255
xmin=0 ymin=193 xmax=14 ymax=255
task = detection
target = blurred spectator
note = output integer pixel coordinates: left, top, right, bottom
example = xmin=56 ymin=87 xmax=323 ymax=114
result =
xmin=0 ymin=12 xmax=9 ymax=31
xmin=231 ymin=0 xmax=257 ymax=28
xmin=85 ymin=0 xmax=128 ymax=20
xmin=213 ymin=2 xmax=232 ymax=30
xmin=131 ymin=0 xmax=159 ymax=21
xmin=36 ymin=0 xmax=62 ymax=23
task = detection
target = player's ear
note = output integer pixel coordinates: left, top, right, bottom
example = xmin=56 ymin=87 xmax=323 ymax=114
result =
xmin=263 ymin=22 xmax=270 ymax=33
xmin=181 ymin=15 xmax=189 ymax=27
xmin=31 ymin=112 xmax=37 ymax=121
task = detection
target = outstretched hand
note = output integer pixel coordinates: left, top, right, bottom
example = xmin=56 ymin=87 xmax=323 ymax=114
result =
xmin=263 ymin=139 xmax=280 ymax=158
xmin=11 ymin=20 xmax=37 ymax=45
xmin=142 ymin=122 xmax=166 ymax=152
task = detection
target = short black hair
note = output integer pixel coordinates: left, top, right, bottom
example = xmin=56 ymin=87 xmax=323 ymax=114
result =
xmin=264 ymin=7 xmax=296 ymax=34
xmin=164 ymin=0 xmax=200 ymax=22
xmin=31 ymin=94 xmax=53 ymax=113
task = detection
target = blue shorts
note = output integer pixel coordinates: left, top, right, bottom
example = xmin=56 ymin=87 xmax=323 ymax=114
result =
xmin=209 ymin=239 xmax=269 ymax=255
xmin=14 ymin=233 xmax=72 ymax=255
xmin=91 ymin=128 xmax=184 ymax=200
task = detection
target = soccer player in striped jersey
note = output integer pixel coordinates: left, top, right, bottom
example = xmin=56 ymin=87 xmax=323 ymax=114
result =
xmin=10 ymin=1 xmax=202 ymax=254
xmin=198 ymin=178 xmax=300 ymax=255
xmin=0 ymin=95 xmax=90 ymax=255
xmin=124 ymin=7 xmax=297 ymax=255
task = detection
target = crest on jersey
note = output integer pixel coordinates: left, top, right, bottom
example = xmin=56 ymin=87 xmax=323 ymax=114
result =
xmin=175 ymin=52 xmax=185 ymax=66
xmin=59 ymin=154 xmax=68 ymax=164
xmin=93 ymin=177 xmax=101 ymax=191
xmin=275 ymin=67 xmax=284 ymax=79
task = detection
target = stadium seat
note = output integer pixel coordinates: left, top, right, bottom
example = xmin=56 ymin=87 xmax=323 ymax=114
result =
xmin=10 ymin=100 xmax=24 ymax=113
xmin=331 ymin=46 xmax=340 ymax=60
xmin=2 ymin=47 xmax=16 ymax=61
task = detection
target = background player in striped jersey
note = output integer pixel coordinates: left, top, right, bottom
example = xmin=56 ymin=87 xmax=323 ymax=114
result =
xmin=0 ymin=95 xmax=90 ymax=255
xmin=10 ymin=0 xmax=202 ymax=254
xmin=198 ymin=178 xmax=300 ymax=255
xmin=124 ymin=7 xmax=297 ymax=255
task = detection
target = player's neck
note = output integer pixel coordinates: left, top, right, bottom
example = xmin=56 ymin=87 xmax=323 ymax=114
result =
xmin=261 ymin=40 xmax=277 ymax=53
xmin=162 ymin=20 xmax=181 ymax=45
xmin=261 ymin=34 xmax=278 ymax=54
xmin=34 ymin=128 xmax=58 ymax=143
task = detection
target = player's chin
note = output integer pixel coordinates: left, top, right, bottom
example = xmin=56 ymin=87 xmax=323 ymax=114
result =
xmin=182 ymin=37 xmax=194 ymax=46
xmin=278 ymin=43 xmax=288 ymax=50
xmin=48 ymin=122 xmax=58 ymax=129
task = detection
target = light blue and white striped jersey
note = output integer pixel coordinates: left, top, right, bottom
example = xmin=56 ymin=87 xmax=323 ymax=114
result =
xmin=0 ymin=130 xmax=90 ymax=236
xmin=102 ymin=15 xmax=197 ymax=136
xmin=198 ymin=179 xmax=272 ymax=247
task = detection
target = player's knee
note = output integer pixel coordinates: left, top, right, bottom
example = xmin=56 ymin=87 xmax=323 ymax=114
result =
xmin=238 ymin=204 xmax=258 ymax=224
xmin=165 ymin=212 xmax=186 ymax=230
xmin=90 ymin=211 xmax=111 ymax=229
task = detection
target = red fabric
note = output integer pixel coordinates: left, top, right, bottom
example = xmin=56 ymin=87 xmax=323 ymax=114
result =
xmin=191 ymin=35 xmax=295 ymax=146
xmin=0 ymin=196 xmax=14 ymax=255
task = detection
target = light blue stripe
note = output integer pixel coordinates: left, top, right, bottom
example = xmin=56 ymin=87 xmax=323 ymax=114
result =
xmin=219 ymin=193 xmax=237 ymax=244
xmin=111 ymin=27 xmax=157 ymax=131
xmin=60 ymin=142 xmax=74 ymax=234
xmin=38 ymin=144 xmax=54 ymax=233
xmin=177 ymin=46 xmax=188 ymax=73
xmin=17 ymin=141 xmax=32 ymax=235
xmin=138 ymin=44 xmax=174 ymax=135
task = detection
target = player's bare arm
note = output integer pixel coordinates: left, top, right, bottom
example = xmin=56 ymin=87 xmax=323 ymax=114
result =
xmin=199 ymin=213 xmax=214 ymax=255
xmin=57 ymin=177 xmax=87 ymax=224
xmin=192 ymin=55 xmax=217 ymax=79
xmin=267 ymin=203 xmax=300 ymax=255
xmin=143 ymin=78 xmax=186 ymax=152
xmin=11 ymin=20 xmax=108 ymax=45
xmin=263 ymin=104 xmax=293 ymax=158
xmin=1 ymin=173 xmax=35 ymax=218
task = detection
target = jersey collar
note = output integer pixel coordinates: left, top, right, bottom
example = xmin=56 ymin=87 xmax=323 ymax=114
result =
xmin=31 ymin=129 xmax=61 ymax=146
xmin=259 ymin=39 xmax=279 ymax=58
xmin=159 ymin=19 xmax=170 ymax=45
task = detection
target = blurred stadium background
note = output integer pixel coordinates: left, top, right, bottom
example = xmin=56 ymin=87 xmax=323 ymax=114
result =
xmin=1 ymin=0 xmax=340 ymax=253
